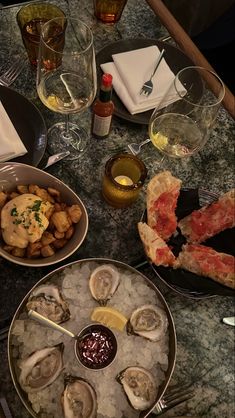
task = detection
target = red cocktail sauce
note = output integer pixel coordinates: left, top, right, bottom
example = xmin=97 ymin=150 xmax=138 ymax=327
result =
xmin=77 ymin=328 xmax=115 ymax=369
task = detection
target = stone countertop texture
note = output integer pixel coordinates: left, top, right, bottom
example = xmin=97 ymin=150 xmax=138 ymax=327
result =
xmin=0 ymin=0 xmax=234 ymax=417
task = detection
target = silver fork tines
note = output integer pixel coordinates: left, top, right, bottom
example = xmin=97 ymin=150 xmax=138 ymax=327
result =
xmin=154 ymin=383 xmax=194 ymax=415
xmin=0 ymin=57 xmax=27 ymax=87
xmin=140 ymin=48 xmax=165 ymax=97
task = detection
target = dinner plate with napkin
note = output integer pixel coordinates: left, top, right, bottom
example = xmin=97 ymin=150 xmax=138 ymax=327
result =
xmin=0 ymin=100 xmax=27 ymax=162
xmin=100 ymin=45 xmax=186 ymax=115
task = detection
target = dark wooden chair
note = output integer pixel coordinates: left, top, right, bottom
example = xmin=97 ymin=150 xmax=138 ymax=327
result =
xmin=146 ymin=0 xmax=235 ymax=119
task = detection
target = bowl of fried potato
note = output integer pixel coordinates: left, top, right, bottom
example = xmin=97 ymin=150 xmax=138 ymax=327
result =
xmin=0 ymin=162 xmax=88 ymax=267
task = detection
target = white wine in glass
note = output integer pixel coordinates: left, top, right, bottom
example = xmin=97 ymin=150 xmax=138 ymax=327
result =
xmin=149 ymin=66 xmax=225 ymax=159
xmin=37 ymin=17 xmax=97 ymax=160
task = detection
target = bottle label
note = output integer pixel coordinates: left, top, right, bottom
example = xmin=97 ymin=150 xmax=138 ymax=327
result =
xmin=92 ymin=114 xmax=112 ymax=137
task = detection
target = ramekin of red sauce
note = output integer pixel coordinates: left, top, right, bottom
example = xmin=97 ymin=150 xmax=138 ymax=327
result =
xmin=75 ymin=324 xmax=117 ymax=370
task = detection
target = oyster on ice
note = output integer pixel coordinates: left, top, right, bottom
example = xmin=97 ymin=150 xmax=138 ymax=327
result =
xmin=19 ymin=343 xmax=64 ymax=393
xmin=127 ymin=304 xmax=168 ymax=341
xmin=26 ymin=284 xmax=70 ymax=324
xmin=117 ymin=366 xmax=157 ymax=411
xmin=61 ymin=375 xmax=97 ymax=418
xmin=89 ymin=264 xmax=120 ymax=305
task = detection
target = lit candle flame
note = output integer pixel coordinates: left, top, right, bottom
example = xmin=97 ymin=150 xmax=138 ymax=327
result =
xmin=114 ymin=175 xmax=133 ymax=186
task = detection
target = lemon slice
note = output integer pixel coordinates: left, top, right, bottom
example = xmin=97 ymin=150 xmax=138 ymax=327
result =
xmin=91 ymin=306 xmax=128 ymax=331
xmin=47 ymin=94 xmax=63 ymax=111
xmin=151 ymin=132 xmax=168 ymax=150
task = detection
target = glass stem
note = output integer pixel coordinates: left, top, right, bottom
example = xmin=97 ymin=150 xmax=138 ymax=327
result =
xmin=65 ymin=114 xmax=70 ymax=136
xmin=155 ymin=154 xmax=166 ymax=170
xmin=62 ymin=114 xmax=71 ymax=142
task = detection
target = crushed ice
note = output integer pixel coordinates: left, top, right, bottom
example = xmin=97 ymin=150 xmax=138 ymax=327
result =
xmin=10 ymin=261 xmax=170 ymax=418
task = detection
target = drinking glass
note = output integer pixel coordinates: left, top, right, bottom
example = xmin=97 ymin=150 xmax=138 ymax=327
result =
xmin=36 ymin=17 xmax=97 ymax=160
xmin=17 ymin=2 xmax=65 ymax=67
xmin=148 ymin=66 xmax=225 ymax=160
xmin=93 ymin=0 xmax=128 ymax=23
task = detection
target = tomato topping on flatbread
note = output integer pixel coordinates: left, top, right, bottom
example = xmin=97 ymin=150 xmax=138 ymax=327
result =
xmin=147 ymin=171 xmax=181 ymax=241
xmin=178 ymin=189 xmax=235 ymax=243
xmin=174 ymin=244 xmax=235 ymax=289
xmin=151 ymin=189 xmax=179 ymax=240
xmin=138 ymin=222 xmax=175 ymax=267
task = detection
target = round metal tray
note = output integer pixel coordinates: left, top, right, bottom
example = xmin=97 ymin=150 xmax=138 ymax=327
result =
xmin=8 ymin=258 xmax=177 ymax=418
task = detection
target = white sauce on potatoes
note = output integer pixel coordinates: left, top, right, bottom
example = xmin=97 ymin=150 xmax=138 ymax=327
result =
xmin=1 ymin=194 xmax=52 ymax=248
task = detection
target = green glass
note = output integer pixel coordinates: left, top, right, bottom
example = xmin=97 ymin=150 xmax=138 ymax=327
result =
xmin=102 ymin=153 xmax=147 ymax=208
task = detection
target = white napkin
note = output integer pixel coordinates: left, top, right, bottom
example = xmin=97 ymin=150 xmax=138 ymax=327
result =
xmin=101 ymin=45 xmax=186 ymax=115
xmin=0 ymin=101 xmax=27 ymax=162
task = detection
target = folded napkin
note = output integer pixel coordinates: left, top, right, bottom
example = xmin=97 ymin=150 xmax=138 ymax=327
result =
xmin=0 ymin=101 xmax=27 ymax=162
xmin=101 ymin=45 xmax=186 ymax=115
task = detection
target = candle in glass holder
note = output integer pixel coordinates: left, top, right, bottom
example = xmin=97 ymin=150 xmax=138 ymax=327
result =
xmin=102 ymin=153 xmax=147 ymax=208
xmin=114 ymin=175 xmax=133 ymax=186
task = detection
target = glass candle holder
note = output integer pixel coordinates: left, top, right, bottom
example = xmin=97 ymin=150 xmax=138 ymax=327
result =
xmin=102 ymin=153 xmax=147 ymax=208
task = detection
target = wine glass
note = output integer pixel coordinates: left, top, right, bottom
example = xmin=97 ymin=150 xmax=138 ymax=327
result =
xmin=36 ymin=17 xmax=97 ymax=160
xmin=148 ymin=66 xmax=225 ymax=161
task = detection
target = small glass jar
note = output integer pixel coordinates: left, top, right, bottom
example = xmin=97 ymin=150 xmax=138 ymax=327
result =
xmin=75 ymin=324 xmax=117 ymax=370
xmin=102 ymin=153 xmax=147 ymax=208
xmin=93 ymin=0 xmax=128 ymax=24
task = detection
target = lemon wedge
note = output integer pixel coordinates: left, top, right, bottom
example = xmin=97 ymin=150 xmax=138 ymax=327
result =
xmin=47 ymin=94 xmax=63 ymax=111
xmin=91 ymin=306 xmax=128 ymax=331
xmin=151 ymin=132 xmax=168 ymax=150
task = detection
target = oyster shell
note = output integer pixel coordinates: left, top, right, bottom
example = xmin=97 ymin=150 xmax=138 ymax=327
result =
xmin=89 ymin=264 xmax=120 ymax=305
xmin=117 ymin=366 xmax=157 ymax=411
xmin=61 ymin=375 xmax=97 ymax=418
xmin=127 ymin=304 xmax=168 ymax=341
xmin=26 ymin=284 xmax=70 ymax=324
xmin=19 ymin=343 xmax=64 ymax=393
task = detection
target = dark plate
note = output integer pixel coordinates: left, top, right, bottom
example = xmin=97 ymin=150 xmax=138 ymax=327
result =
xmin=96 ymin=38 xmax=195 ymax=125
xmin=0 ymin=85 xmax=47 ymax=167
xmin=144 ymin=189 xmax=235 ymax=299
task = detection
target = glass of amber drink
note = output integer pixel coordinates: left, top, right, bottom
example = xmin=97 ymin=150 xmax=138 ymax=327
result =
xmin=17 ymin=2 xmax=65 ymax=67
xmin=93 ymin=0 xmax=127 ymax=23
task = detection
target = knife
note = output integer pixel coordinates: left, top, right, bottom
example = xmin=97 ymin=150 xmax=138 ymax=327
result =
xmin=0 ymin=316 xmax=11 ymax=341
xmin=42 ymin=151 xmax=70 ymax=169
xmin=222 ymin=316 xmax=235 ymax=326
xmin=0 ymin=395 xmax=13 ymax=418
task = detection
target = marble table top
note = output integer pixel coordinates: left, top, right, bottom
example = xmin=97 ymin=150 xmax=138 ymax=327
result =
xmin=0 ymin=1 xmax=234 ymax=417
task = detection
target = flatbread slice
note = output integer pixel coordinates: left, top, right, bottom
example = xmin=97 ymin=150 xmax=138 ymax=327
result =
xmin=174 ymin=244 xmax=235 ymax=289
xmin=178 ymin=189 xmax=235 ymax=244
xmin=138 ymin=222 xmax=175 ymax=267
xmin=147 ymin=171 xmax=182 ymax=241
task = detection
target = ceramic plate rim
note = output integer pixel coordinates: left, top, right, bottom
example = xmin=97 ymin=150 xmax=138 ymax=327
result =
xmin=0 ymin=162 xmax=88 ymax=267
xmin=96 ymin=38 xmax=195 ymax=125
xmin=0 ymin=85 xmax=47 ymax=167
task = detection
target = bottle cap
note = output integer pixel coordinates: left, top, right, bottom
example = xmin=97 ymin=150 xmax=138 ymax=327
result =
xmin=102 ymin=73 xmax=113 ymax=87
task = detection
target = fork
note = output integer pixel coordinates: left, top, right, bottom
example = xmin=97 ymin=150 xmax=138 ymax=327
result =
xmin=0 ymin=57 xmax=27 ymax=87
xmin=140 ymin=48 xmax=165 ymax=97
xmin=0 ymin=394 xmax=13 ymax=418
xmin=128 ymin=138 xmax=151 ymax=155
xmin=153 ymin=383 xmax=194 ymax=415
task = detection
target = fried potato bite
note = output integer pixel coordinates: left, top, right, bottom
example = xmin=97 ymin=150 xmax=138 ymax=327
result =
xmin=0 ymin=184 xmax=82 ymax=259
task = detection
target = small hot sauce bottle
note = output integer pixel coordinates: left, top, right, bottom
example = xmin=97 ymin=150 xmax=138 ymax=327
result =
xmin=92 ymin=73 xmax=114 ymax=139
